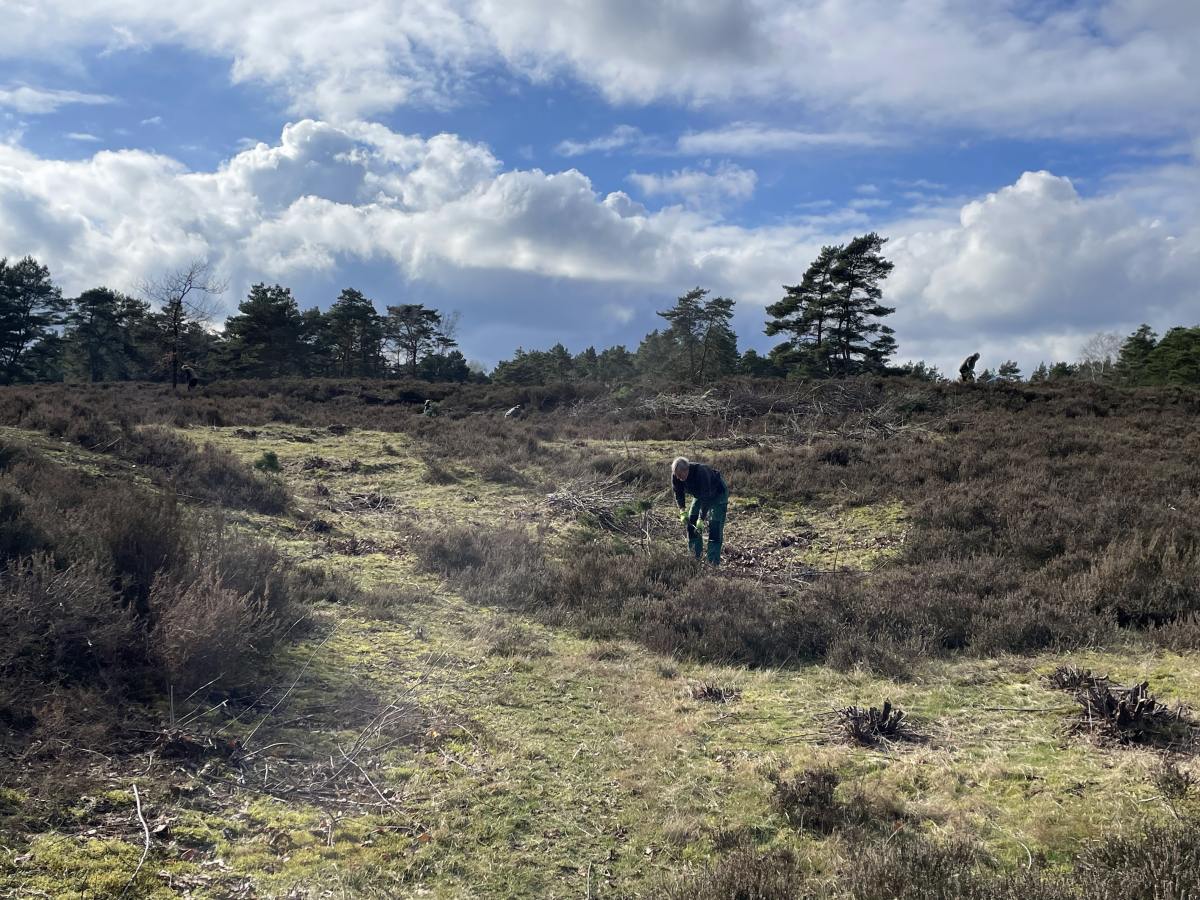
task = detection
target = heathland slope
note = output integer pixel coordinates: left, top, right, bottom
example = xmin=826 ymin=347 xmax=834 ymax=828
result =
xmin=1 ymin=377 xmax=1199 ymax=897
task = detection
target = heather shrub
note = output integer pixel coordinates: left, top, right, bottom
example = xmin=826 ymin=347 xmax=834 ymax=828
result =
xmin=843 ymin=818 xmax=1200 ymax=900
xmin=0 ymin=437 xmax=340 ymax=743
xmin=768 ymin=766 xmax=904 ymax=836
xmin=93 ymin=489 xmax=185 ymax=613
xmin=1073 ymin=818 xmax=1200 ymax=899
xmin=843 ymin=837 xmax=1062 ymax=900
xmin=659 ymin=847 xmax=807 ymax=900
xmin=638 ymin=576 xmax=823 ymax=665
xmin=123 ymin=427 xmax=289 ymax=513
xmin=253 ymin=449 xmax=281 ymax=472
xmin=0 ymin=554 xmax=139 ymax=686
xmin=660 ymin=818 xmax=1200 ymax=899
xmin=1077 ymin=528 xmax=1200 ymax=629
xmin=415 ymin=526 xmax=836 ymax=667
xmin=150 ymin=565 xmax=276 ymax=690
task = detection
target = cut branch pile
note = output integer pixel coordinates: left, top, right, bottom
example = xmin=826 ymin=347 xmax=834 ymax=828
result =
xmin=1049 ymin=666 xmax=1195 ymax=747
xmin=837 ymin=700 xmax=918 ymax=745
xmin=778 ymin=382 xmax=910 ymax=442
xmin=690 ymin=682 xmax=742 ymax=703
xmin=642 ymin=390 xmax=732 ymax=418
xmin=338 ymin=488 xmax=396 ymax=512
xmin=546 ymin=477 xmax=671 ymax=538
xmin=566 ymin=395 xmax=622 ymax=419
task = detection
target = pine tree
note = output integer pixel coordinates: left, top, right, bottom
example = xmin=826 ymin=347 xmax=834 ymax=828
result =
xmin=384 ymin=304 xmax=451 ymax=377
xmin=764 ymin=245 xmax=839 ymax=376
xmin=417 ymin=349 xmax=471 ymax=382
xmin=1143 ymin=326 xmax=1200 ymax=385
xmin=825 ymin=233 xmax=896 ymax=375
xmin=326 ymin=289 xmax=384 ymax=377
xmin=764 ymin=233 xmax=895 ymax=378
xmin=1116 ymin=324 xmax=1158 ymax=384
xmin=738 ymin=348 xmax=783 ymax=377
xmin=897 ymin=360 xmax=943 ymax=382
xmin=223 ymin=284 xmax=307 ymax=378
xmin=492 ymin=344 xmax=577 ymax=384
xmin=996 ymin=360 xmax=1022 ymax=382
xmin=64 ymin=287 xmax=128 ymax=382
xmin=0 ymin=256 xmax=65 ymax=384
xmin=575 ymin=346 xmax=601 ymax=380
xmin=114 ymin=295 xmax=158 ymax=381
xmin=300 ymin=307 xmax=334 ymax=376
xmin=597 ymin=345 xmax=636 ymax=382
xmin=654 ymin=287 xmax=738 ymax=381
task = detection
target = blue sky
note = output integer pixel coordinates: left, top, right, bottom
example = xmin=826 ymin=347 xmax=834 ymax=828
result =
xmin=1 ymin=0 xmax=1197 ymax=374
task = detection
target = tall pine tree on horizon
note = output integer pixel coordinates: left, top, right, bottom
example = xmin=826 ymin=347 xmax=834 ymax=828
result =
xmin=764 ymin=244 xmax=839 ymax=376
xmin=764 ymin=233 xmax=896 ymax=377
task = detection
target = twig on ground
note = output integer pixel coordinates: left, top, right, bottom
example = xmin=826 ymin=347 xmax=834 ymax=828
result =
xmin=118 ymin=784 xmax=151 ymax=899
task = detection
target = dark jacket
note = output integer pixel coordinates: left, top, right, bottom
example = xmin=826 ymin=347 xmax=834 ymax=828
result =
xmin=673 ymin=463 xmax=727 ymax=508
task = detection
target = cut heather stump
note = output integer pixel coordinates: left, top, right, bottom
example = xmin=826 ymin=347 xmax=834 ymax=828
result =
xmin=1048 ymin=665 xmax=1196 ymax=748
xmin=837 ymin=700 xmax=920 ymax=746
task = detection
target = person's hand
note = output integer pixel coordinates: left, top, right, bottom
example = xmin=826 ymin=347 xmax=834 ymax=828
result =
xmin=679 ymin=509 xmax=689 ymax=525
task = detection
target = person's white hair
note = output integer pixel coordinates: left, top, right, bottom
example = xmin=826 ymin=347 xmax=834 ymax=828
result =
xmin=671 ymin=456 xmax=689 ymax=477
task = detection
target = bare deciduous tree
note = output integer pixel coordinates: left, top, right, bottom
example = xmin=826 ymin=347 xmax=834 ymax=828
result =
xmin=1078 ymin=331 xmax=1123 ymax=382
xmin=141 ymin=260 xmax=226 ymax=390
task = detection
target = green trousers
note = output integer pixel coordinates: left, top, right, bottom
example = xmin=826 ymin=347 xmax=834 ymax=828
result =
xmin=687 ymin=490 xmax=728 ymax=565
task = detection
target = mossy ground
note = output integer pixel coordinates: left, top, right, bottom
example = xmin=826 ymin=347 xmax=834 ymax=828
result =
xmin=3 ymin=425 xmax=1199 ymax=898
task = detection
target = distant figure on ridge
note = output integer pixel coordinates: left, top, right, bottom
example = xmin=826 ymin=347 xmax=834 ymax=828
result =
xmin=959 ymin=353 xmax=980 ymax=383
xmin=422 ymin=399 xmax=439 ymax=417
xmin=181 ymin=365 xmax=199 ymax=391
xmin=672 ymin=456 xmax=729 ymax=566
xmin=504 ymin=405 xmax=522 ymax=419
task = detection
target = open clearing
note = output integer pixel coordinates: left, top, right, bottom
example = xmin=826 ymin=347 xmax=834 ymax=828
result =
xmin=5 ymin=415 xmax=1199 ymax=898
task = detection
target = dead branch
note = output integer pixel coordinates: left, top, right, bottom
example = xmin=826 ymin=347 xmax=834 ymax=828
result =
xmin=118 ymin=784 xmax=151 ymax=898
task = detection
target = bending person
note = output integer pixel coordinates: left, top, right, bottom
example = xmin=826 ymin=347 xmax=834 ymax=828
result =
xmin=671 ymin=456 xmax=729 ymax=565
xmin=959 ymin=352 xmax=980 ymax=383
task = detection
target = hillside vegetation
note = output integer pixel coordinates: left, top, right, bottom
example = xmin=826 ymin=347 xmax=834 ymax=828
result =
xmin=1 ymin=376 xmax=1199 ymax=898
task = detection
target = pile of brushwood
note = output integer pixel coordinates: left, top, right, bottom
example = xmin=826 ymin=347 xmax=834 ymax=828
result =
xmin=1049 ymin=665 xmax=1195 ymax=747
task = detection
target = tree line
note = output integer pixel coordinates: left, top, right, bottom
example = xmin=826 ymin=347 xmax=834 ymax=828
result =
xmin=493 ymin=232 xmax=899 ymax=385
xmin=0 ymin=258 xmax=473 ymax=385
xmin=2 ymin=235 xmax=1196 ymax=387
xmin=950 ymin=324 xmax=1199 ymax=388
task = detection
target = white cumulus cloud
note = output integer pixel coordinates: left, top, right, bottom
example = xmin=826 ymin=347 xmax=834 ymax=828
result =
xmin=0 ymin=120 xmax=1195 ymax=374
xmin=885 ymin=169 xmax=1200 ymax=371
xmin=2 ymin=1 xmax=1198 ymax=135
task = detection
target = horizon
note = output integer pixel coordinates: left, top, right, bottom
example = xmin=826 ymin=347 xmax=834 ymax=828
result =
xmin=1 ymin=1 xmax=1198 ymax=376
